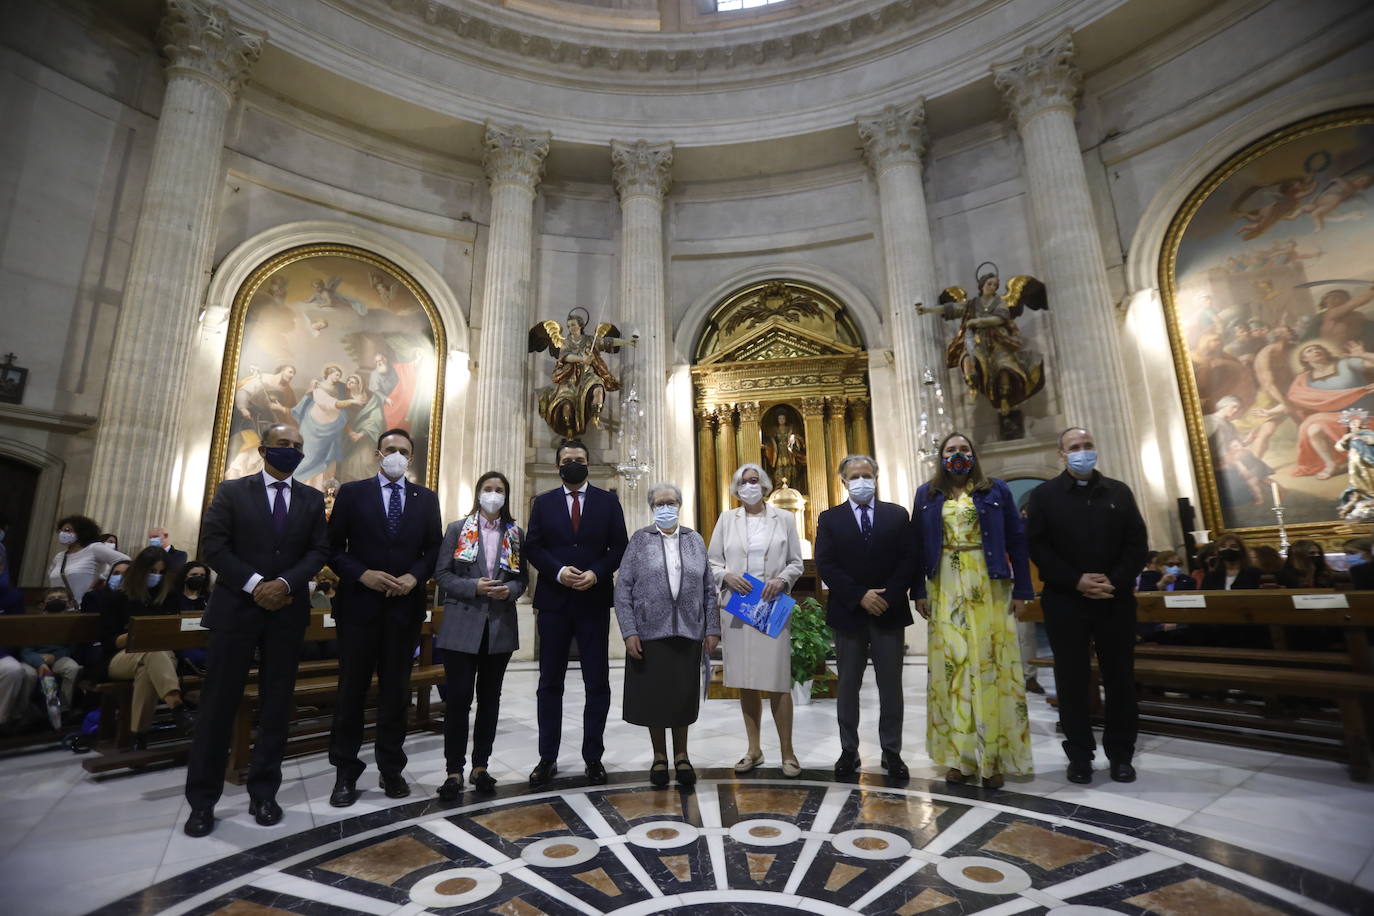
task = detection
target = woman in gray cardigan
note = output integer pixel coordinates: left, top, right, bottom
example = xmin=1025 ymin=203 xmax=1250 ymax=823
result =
xmin=614 ymin=482 xmax=720 ymax=788
xmin=433 ymin=471 xmax=528 ymax=799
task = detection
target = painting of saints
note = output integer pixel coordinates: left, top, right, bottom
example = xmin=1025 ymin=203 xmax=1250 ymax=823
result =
xmin=1286 ymin=342 xmax=1374 ymax=480
xmin=340 ymin=372 xmax=387 ymax=482
xmin=291 ymin=365 xmax=354 ymax=487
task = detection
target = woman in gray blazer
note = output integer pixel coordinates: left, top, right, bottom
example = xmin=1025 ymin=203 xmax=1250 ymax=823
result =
xmin=433 ymin=471 xmax=528 ymax=798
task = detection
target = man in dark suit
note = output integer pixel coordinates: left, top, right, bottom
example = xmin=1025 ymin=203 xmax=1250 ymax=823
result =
xmin=524 ymin=438 xmax=628 ymax=786
xmin=183 ymin=423 xmax=329 ymax=837
xmin=325 ymin=428 xmax=442 ymax=806
xmin=147 ymin=525 xmax=188 ymax=574
xmin=814 ymin=454 xmax=916 ymax=780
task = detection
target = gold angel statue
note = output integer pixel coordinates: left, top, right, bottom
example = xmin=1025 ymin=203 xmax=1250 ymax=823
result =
xmin=918 ymin=262 xmax=1048 ymax=417
xmin=528 ymin=308 xmax=634 ymax=438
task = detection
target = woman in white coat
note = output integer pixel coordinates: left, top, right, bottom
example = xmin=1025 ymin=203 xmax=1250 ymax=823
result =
xmin=708 ymin=463 xmax=805 ymax=777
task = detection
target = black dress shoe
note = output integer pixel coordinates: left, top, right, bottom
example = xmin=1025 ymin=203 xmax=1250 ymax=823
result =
xmin=329 ymin=778 xmax=359 ymax=808
xmin=379 ymin=773 xmax=410 ymax=799
xmin=1110 ymin=761 xmax=1137 ymax=783
xmin=437 ymin=775 xmax=463 ymax=801
xmin=649 ymin=759 xmax=670 ymax=788
xmin=183 ymin=807 xmax=215 ymax=837
xmin=471 ymin=769 xmax=497 ymax=793
xmin=834 ymin=750 xmax=860 ymax=779
xmin=585 ymin=760 xmax=608 ymax=784
xmin=529 ymin=759 xmax=558 ymax=787
xmin=1066 ymin=761 xmax=1093 ymax=784
xmin=172 ymin=704 xmax=195 ymax=737
xmin=249 ymin=798 xmax=283 ymax=826
xmin=880 ymin=753 xmax=910 ymax=780
xmin=674 ymin=758 xmax=697 ymax=787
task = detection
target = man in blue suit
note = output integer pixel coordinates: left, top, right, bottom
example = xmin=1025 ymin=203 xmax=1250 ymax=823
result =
xmin=325 ymin=428 xmax=442 ymax=806
xmin=524 ymin=438 xmax=628 ymax=786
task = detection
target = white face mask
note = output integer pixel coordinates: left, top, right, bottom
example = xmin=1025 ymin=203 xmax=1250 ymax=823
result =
xmin=58 ymin=531 xmax=77 ymax=545
xmin=479 ymin=491 xmax=506 ymax=515
xmin=847 ymin=477 xmax=876 ymax=503
xmin=653 ymin=505 xmax=680 ymax=530
xmin=380 ymin=452 xmax=410 ymax=480
xmin=738 ymin=482 xmax=764 ymax=505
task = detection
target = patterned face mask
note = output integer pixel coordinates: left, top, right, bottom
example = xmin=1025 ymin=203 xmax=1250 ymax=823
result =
xmin=942 ymin=452 xmax=975 ymax=475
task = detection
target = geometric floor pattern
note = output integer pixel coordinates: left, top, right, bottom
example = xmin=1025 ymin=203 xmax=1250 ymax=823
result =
xmin=87 ymin=772 xmax=1368 ymax=915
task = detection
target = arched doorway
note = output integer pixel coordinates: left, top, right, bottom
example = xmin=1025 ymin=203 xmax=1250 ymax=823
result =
xmin=691 ymin=279 xmax=873 ymax=544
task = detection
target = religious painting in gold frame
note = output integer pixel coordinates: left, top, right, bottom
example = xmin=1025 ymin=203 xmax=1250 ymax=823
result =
xmin=205 ymin=244 xmax=446 ymax=510
xmin=1160 ymin=107 xmax=1374 ymax=542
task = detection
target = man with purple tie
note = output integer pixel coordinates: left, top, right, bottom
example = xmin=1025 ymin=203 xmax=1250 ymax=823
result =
xmin=184 ymin=423 xmax=329 ymax=837
xmin=524 ymin=439 xmax=629 ymax=787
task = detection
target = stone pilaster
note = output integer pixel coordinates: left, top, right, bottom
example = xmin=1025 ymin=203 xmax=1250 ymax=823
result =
xmin=995 ymin=32 xmax=1142 ymax=493
xmin=611 ymin=140 xmax=673 ymax=490
xmin=857 ymin=101 xmax=943 ymax=495
xmin=86 ymin=0 xmax=262 ymax=540
xmin=474 ymin=122 xmax=550 ymax=510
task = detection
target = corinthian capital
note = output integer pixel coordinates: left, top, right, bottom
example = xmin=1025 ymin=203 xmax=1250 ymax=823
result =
xmin=159 ymin=0 xmax=263 ymax=94
xmin=856 ymin=101 xmax=927 ymax=174
xmin=483 ymin=123 xmax=552 ymax=191
xmin=611 ymin=140 xmax=674 ymax=202
xmin=994 ymin=31 xmax=1082 ymax=127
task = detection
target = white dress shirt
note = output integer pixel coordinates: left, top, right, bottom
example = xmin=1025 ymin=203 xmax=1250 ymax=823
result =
xmin=557 ymin=484 xmax=588 ymax=584
xmin=378 ymin=470 xmax=407 ymax=515
xmin=244 ymin=470 xmax=295 ymax=596
xmin=849 ymin=497 xmax=875 ymax=531
xmin=660 ymin=526 xmax=683 ymax=600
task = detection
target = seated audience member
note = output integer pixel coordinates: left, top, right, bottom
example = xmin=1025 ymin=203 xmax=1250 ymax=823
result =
xmin=1277 ymin=539 xmax=1335 ymax=589
xmin=169 ymin=562 xmax=212 ymax=674
xmin=147 ymin=526 xmax=188 ymax=574
xmin=22 ymin=587 xmax=83 ymax=728
xmin=0 ymin=588 xmax=35 ymax=732
xmin=1191 ymin=543 xmax=1217 ymax=588
xmin=1201 ymin=533 xmax=1262 ymax=589
xmin=1344 ymin=537 xmax=1374 ymax=590
xmin=49 ymin=514 xmax=130 ymax=605
xmin=99 ymin=533 xmax=120 ymax=552
xmin=1136 ymin=551 xmax=1160 ymax=590
xmin=1251 ymin=544 xmax=1284 ymax=587
xmin=102 ymin=546 xmax=190 ymax=748
xmin=1138 ymin=550 xmax=1196 ymax=592
xmin=298 ymin=569 xmax=341 ymax=662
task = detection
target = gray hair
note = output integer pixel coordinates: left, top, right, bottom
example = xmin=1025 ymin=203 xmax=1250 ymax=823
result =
xmin=645 ymin=482 xmax=683 ymax=508
xmin=837 ymin=454 xmax=878 ymax=477
xmin=730 ymin=462 xmax=773 ymax=498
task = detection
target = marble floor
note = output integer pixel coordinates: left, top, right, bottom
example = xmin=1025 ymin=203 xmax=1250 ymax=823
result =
xmin=1 ymin=661 xmax=1372 ymax=915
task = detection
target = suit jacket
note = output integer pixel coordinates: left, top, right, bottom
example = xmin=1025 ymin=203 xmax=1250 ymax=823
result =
xmin=433 ymin=517 xmax=528 ymax=654
xmin=200 ymin=475 xmax=329 ymax=633
xmin=328 ymin=476 xmax=443 ymax=622
xmin=814 ymin=499 xmax=916 ymax=634
xmin=706 ymin=505 xmax=805 ymax=610
xmin=525 ymin=484 xmax=628 ymax=613
xmin=164 ymin=547 xmax=188 ymax=574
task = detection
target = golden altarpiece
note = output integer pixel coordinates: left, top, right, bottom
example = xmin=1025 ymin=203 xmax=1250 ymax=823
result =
xmin=692 ymin=280 xmax=874 ymax=542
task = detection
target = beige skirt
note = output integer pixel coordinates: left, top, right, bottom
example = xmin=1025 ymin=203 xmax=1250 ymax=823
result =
xmin=721 ymin=613 xmax=791 ymax=694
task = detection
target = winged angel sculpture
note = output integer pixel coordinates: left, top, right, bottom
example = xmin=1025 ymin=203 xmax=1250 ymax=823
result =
xmin=918 ymin=262 xmax=1048 ymax=418
xmin=528 ymin=308 xmax=635 ymax=439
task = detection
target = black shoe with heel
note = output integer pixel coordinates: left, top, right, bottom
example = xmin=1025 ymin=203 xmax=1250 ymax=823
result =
xmin=674 ymin=758 xmax=696 ymax=787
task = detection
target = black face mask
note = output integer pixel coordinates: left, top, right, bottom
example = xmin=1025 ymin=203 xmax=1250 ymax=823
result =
xmin=185 ymin=576 xmax=207 ymax=591
xmin=44 ymin=599 xmax=69 ymax=614
xmin=559 ymin=462 xmax=589 ymax=485
xmin=1219 ymin=548 xmax=1242 ymax=561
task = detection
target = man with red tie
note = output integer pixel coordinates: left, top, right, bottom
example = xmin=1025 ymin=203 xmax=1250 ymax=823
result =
xmin=524 ymin=439 xmax=629 ymax=787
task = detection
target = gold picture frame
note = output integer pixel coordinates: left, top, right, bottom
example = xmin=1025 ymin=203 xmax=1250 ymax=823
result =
xmin=1160 ymin=106 xmax=1374 ymax=544
xmin=205 ymin=243 xmax=446 ymax=512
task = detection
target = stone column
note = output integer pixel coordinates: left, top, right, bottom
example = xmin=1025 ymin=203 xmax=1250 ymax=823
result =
xmin=857 ymin=101 xmax=944 ymax=489
xmin=849 ymin=397 xmax=873 ymax=456
xmin=995 ymin=33 xmax=1142 ymax=492
xmin=826 ymin=397 xmax=850 ymax=508
xmin=736 ymin=401 xmax=763 ymax=470
xmin=474 ymin=123 xmax=550 ymax=511
xmin=611 ymin=140 xmax=673 ymax=487
xmin=801 ymin=397 xmax=830 ymax=529
xmin=714 ymin=405 xmax=738 ymax=511
xmin=85 ymin=0 xmax=262 ymax=538
xmin=695 ymin=406 xmax=719 ymax=530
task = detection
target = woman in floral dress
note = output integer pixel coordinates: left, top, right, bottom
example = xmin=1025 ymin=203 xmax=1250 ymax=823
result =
xmin=911 ymin=432 xmax=1034 ymax=788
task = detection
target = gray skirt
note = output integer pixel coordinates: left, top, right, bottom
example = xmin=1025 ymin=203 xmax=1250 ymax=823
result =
xmin=623 ymin=636 xmax=701 ymax=728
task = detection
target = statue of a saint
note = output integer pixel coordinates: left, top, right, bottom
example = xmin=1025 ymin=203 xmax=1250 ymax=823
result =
xmin=762 ymin=411 xmax=806 ymax=488
xmin=1336 ymin=408 xmax=1374 ymax=521
xmin=528 ymin=308 xmax=634 ymax=439
xmin=918 ymin=262 xmax=1048 ymax=419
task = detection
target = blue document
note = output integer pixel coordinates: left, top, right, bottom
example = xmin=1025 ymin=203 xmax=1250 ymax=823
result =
xmin=724 ymin=573 xmax=796 ymax=639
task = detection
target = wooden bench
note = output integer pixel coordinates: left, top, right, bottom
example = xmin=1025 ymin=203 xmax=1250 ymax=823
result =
xmin=1020 ymin=591 xmax=1374 ymax=779
xmin=0 ymin=612 xmax=103 ymax=752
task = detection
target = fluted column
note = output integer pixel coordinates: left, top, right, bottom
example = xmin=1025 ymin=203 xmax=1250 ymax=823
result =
xmin=611 ymin=140 xmax=673 ymax=488
xmin=474 ymin=123 xmax=550 ymax=510
xmin=714 ymin=406 xmax=738 ymax=511
xmin=85 ymin=0 xmax=261 ymax=538
xmin=995 ymin=33 xmax=1142 ymax=493
xmin=826 ymin=398 xmax=849 ymax=508
xmin=695 ymin=407 xmax=719 ymax=529
xmin=858 ymin=101 xmax=944 ymax=489
xmin=736 ymin=401 xmax=763 ymax=470
xmin=801 ymin=397 xmax=830 ymax=530
xmin=849 ymin=398 xmax=873 ymax=456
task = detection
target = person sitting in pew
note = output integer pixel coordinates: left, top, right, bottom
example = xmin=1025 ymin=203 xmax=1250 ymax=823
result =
xmin=299 ymin=569 xmax=339 ymax=661
xmin=22 ymin=587 xmax=83 ymax=729
xmin=1278 ymin=539 xmax=1335 ymax=589
xmin=1190 ymin=542 xmax=1217 ymax=588
xmin=1137 ymin=550 xmax=1197 ymax=592
xmin=102 ymin=547 xmax=191 ymax=749
xmin=1201 ymin=533 xmax=1263 ymax=589
xmin=169 ymin=562 xmax=212 ymax=675
xmin=1342 ymin=537 xmax=1374 ymax=590
xmin=1251 ymin=544 xmax=1284 ymax=588
xmin=0 ymin=589 xmax=35 ymax=734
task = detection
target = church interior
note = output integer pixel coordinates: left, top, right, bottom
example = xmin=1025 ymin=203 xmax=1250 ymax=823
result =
xmin=2 ymin=0 xmax=1374 ymax=912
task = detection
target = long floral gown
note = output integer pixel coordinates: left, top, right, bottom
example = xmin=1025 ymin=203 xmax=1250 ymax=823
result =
xmin=926 ymin=493 xmax=1032 ymax=777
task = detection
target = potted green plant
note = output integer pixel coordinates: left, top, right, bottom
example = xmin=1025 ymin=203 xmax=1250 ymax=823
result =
xmin=789 ymin=597 xmax=832 ymax=705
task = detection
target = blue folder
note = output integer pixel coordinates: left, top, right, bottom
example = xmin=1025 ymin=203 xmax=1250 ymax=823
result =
xmin=723 ymin=573 xmax=796 ymax=639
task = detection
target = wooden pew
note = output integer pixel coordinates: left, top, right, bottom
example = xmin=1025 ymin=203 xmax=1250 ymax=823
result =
xmin=1019 ymin=591 xmax=1374 ymax=779
xmin=0 ymin=613 xmax=103 ymax=751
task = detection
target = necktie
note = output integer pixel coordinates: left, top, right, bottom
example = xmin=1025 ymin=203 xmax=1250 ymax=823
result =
xmin=386 ymin=482 xmax=402 ymax=536
xmin=271 ymin=481 xmax=289 ymax=536
xmin=570 ymin=490 xmax=581 ymax=535
xmin=859 ymin=503 xmax=872 ymax=541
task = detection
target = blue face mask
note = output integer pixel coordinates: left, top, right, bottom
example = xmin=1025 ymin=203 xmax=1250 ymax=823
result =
xmin=847 ymin=477 xmax=876 ymax=503
xmin=653 ymin=505 xmax=679 ymax=530
xmin=148 ymin=537 xmax=162 ymax=547
xmin=1347 ymin=554 xmax=1368 ymax=567
xmin=107 ymin=573 xmax=124 ymax=590
xmin=1164 ymin=565 xmax=1182 ymax=576
xmin=1066 ymin=450 xmax=1098 ymax=476
xmin=146 ymin=573 xmax=163 ymax=589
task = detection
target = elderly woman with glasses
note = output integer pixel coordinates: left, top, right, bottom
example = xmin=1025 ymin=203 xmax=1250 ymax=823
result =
xmin=614 ymin=483 xmax=720 ymax=788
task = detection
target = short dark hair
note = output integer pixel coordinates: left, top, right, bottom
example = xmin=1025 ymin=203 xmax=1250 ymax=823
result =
xmin=1058 ymin=426 xmax=1090 ymax=450
xmin=470 ymin=470 xmax=516 ymax=525
xmin=57 ymin=514 xmax=101 ymax=547
xmin=377 ymin=428 xmax=414 ymax=451
xmin=172 ymin=561 xmax=211 ymax=596
xmin=556 ymin=439 xmax=589 ymax=463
